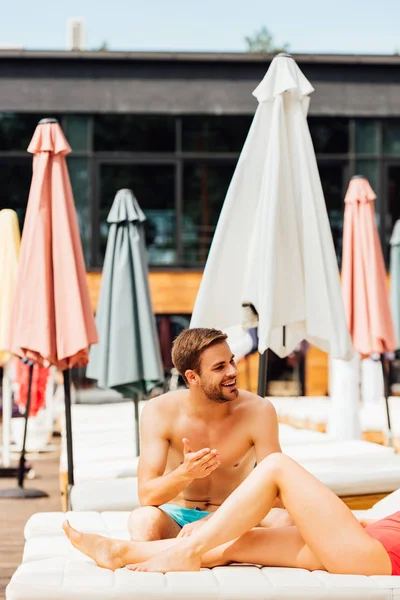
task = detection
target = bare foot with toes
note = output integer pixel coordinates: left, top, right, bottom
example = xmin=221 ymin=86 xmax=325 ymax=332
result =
xmin=62 ymin=520 xmax=125 ymax=571
xmin=127 ymin=540 xmax=202 ymax=573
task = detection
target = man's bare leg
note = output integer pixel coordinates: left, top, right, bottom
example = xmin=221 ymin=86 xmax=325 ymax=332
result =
xmin=129 ymin=453 xmax=391 ymax=575
xmin=63 ymin=520 xmax=175 ymax=570
xmin=128 ymin=506 xmax=181 ymax=541
xmin=259 ymin=507 xmax=293 ymax=528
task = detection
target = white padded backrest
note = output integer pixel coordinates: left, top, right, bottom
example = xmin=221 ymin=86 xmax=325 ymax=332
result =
xmin=70 ymin=477 xmax=140 ymax=512
xmin=370 ymin=488 xmax=400 ymax=518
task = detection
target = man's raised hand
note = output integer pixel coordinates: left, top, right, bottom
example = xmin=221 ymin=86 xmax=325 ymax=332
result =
xmin=180 ymin=438 xmax=220 ymax=480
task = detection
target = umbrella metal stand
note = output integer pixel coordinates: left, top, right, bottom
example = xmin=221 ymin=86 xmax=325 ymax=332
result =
xmin=381 ymin=354 xmax=393 ymax=447
xmin=0 ymin=361 xmax=48 ymax=498
xmin=257 ymin=351 xmax=268 ymax=397
xmin=63 ymin=369 xmax=75 ymax=488
xmin=133 ymin=395 xmax=140 ymax=457
xmin=0 ymin=366 xmax=29 ymax=478
xmin=257 ymin=326 xmax=287 ymax=397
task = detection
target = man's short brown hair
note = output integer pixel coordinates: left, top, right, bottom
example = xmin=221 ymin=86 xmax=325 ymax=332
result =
xmin=172 ymin=328 xmax=228 ymax=384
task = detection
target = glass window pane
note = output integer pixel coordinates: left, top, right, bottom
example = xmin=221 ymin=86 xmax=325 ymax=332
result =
xmin=94 ymin=115 xmax=175 ymax=152
xmin=183 ymin=162 xmax=235 ymax=265
xmin=0 ymin=113 xmax=44 ymax=151
xmin=383 ymin=120 xmax=400 ymax=156
xmin=64 ymin=116 xmax=90 ymax=152
xmin=355 ymin=120 xmax=378 ymax=154
xmin=385 ymin=165 xmax=400 ymax=260
xmin=354 ymin=159 xmax=379 ymax=197
xmin=67 ymin=157 xmax=91 ymax=265
xmin=318 ymin=163 xmax=346 ymax=266
xmin=308 ymin=118 xmax=349 ymax=154
xmin=182 ymin=116 xmax=253 ymax=153
xmin=0 ymin=158 xmax=32 ymax=230
xmin=98 ymin=164 xmax=176 ymax=266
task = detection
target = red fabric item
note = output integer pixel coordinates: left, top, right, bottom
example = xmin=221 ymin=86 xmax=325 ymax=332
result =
xmin=365 ymin=511 xmax=400 ymax=575
xmin=15 ymin=359 xmax=49 ymax=416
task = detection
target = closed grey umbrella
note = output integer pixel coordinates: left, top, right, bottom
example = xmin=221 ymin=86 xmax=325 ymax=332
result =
xmin=390 ymin=220 xmax=400 ymax=350
xmin=87 ymin=189 xmax=164 ymax=455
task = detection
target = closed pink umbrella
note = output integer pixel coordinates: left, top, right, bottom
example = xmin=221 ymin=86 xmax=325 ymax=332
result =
xmin=9 ymin=119 xmax=97 ymax=368
xmin=3 ymin=118 xmax=98 ymax=497
xmin=341 ymin=174 xmax=396 ymax=438
xmin=342 ymin=175 xmax=396 ymax=355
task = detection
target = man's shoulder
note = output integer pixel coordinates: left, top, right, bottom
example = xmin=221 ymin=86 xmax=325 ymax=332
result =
xmin=235 ymin=390 xmax=277 ymax=415
xmin=144 ymin=389 xmax=189 ymax=413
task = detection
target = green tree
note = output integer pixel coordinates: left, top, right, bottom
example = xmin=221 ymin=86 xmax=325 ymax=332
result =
xmin=245 ymin=26 xmax=289 ymax=54
xmin=96 ymin=41 xmax=109 ymax=51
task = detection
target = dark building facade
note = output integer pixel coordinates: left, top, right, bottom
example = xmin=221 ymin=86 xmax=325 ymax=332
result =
xmin=1 ymin=50 xmax=400 ymax=393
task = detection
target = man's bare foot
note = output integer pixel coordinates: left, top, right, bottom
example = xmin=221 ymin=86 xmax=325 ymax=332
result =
xmin=128 ymin=540 xmax=202 ymax=573
xmin=62 ymin=520 xmax=125 ymax=571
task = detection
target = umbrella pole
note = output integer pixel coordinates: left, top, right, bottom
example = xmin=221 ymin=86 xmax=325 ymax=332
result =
xmin=63 ymin=369 xmax=75 ymax=487
xmin=381 ymin=354 xmax=393 ymax=447
xmin=0 ymin=361 xmax=48 ymax=498
xmin=0 ymin=363 xmax=22 ymax=478
xmin=17 ymin=362 xmax=34 ymax=488
xmin=134 ymin=396 xmax=140 ymax=457
xmin=257 ymin=351 xmax=268 ymax=397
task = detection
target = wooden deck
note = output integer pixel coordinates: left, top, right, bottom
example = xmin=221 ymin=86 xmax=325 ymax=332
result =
xmin=0 ymin=438 xmax=62 ymax=600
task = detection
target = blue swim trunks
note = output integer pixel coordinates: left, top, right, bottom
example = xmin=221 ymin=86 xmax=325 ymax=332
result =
xmin=159 ymin=503 xmax=211 ymax=528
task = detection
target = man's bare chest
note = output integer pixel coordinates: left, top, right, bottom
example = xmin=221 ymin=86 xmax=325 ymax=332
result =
xmin=168 ymin=417 xmax=254 ymax=470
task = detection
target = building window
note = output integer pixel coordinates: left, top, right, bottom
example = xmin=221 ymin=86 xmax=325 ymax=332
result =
xmin=67 ymin=157 xmax=91 ymax=264
xmin=0 ymin=113 xmax=47 ymax=151
xmin=387 ymin=166 xmax=400 ymax=248
xmin=98 ymin=163 xmax=176 ymax=266
xmin=318 ymin=162 xmax=346 ymax=266
xmin=354 ymin=159 xmax=379 ymax=196
xmin=182 ymin=116 xmax=253 ymax=153
xmin=182 ymin=162 xmax=236 ymax=265
xmin=308 ymin=118 xmax=349 ymax=154
xmin=355 ymin=120 xmax=379 ymax=155
xmin=383 ymin=120 xmax=400 ymax=156
xmin=64 ymin=116 xmax=91 ymax=152
xmin=94 ymin=115 xmax=175 ymax=152
xmin=0 ymin=158 xmax=32 ymax=230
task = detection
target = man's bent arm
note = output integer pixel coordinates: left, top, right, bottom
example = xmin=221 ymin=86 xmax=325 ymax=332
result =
xmin=140 ymin=465 xmax=193 ymax=507
xmin=138 ymin=400 xmax=192 ymax=506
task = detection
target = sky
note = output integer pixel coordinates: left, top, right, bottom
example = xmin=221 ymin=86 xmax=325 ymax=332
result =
xmin=1 ymin=0 xmax=399 ymax=55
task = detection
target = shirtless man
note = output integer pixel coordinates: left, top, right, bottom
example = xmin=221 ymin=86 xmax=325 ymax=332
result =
xmin=128 ymin=327 xmax=291 ymax=541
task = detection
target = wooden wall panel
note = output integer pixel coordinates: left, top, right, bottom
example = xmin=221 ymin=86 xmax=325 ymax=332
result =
xmin=86 ymin=271 xmax=202 ymax=314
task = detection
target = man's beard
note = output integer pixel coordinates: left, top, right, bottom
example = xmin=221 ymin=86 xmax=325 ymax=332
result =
xmin=199 ymin=379 xmax=238 ymax=403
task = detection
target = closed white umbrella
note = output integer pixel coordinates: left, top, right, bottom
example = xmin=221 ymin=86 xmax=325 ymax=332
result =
xmin=191 ymin=54 xmax=353 ymax=392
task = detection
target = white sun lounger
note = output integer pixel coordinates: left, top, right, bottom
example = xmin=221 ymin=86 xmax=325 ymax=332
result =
xmin=7 ymin=491 xmax=400 ymax=600
xmin=269 ymin=396 xmax=400 ymax=435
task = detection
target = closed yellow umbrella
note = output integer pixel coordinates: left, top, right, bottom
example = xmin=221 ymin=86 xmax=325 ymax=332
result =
xmin=0 ymin=209 xmax=21 ymax=364
xmin=0 ymin=209 xmax=21 ymax=473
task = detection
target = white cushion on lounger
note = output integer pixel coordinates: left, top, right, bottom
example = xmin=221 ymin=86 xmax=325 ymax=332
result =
xmin=70 ymin=477 xmax=140 ymax=512
xmin=7 ymin=559 xmax=400 ymax=600
xmin=284 ymin=440 xmax=395 ymax=462
xmin=10 ymin=508 xmax=400 ymax=600
xmin=305 ymin=457 xmax=400 ymax=496
xmin=70 ymin=457 xmax=139 ymax=481
xmin=269 ymin=396 xmax=400 ymax=434
xmin=278 ymin=424 xmax=330 ymax=444
xmin=24 ymin=511 xmax=131 ymax=539
xmin=369 ymin=489 xmax=400 ymax=518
